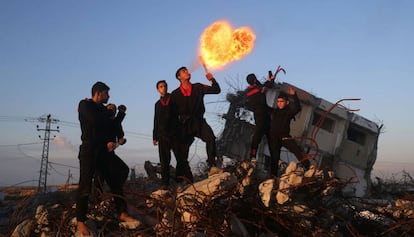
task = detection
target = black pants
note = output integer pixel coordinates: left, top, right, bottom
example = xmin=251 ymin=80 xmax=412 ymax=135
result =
xmin=98 ymin=151 xmax=129 ymax=214
xmin=76 ymin=145 xmax=129 ymax=222
xmin=250 ymin=113 xmax=271 ymax=158
xmin=268 ymin=137 xmax=304 ymax=176
xmin=195 ymin=119 xmax=217 ymax=167
xmin=175 ymin=136 xmax=194 ymax=183
xmin=175 ymin=118 xmax=216 ymax=182
xmin=76 ymin=144 xmax=97 ymax=222
xmin=157 ymin=136 xmax=177 ymax=186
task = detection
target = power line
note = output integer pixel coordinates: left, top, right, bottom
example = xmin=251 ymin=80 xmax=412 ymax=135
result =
xmin=59 ymin=120 xmax=80 ymax=128
xmin=6 ymin=179 xmax=38 ymax=188
xmin=0 ymin=115 xmax=28 ymax=122
xmin=0 ymin=142 xmax=41 ymax=147
xmin=125 ymin=131 xmax=152 ymax=139
xmin=16 ymin=143 xmax=42 ymax=161
xmin=48 ymin=163 xmax=74 ymax=177
xmin=48 ymin=161 xmax=78 ymax=169
xmin=1 ymin=115 xmax=154 ymax=139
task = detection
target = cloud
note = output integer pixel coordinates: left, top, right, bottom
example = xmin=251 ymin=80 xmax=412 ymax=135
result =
xmin=52 ymin=135 xmax=77 ymax=152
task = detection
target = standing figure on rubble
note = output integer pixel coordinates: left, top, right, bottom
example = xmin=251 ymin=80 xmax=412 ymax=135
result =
xmin=171 ymin=66 xmax=221 ymax=182
xmin=94 ymin=103 xmax=129 ymax=197
xmin=267 ymin=87 xmax=310 ymax=176
xmin=97 ymin=103 xmax=133 ymax=223
xmin=245 ymin=73 xmax=272 ymax=162
xmin=76 ymin=82 xmax=139 ymax=236
xmin=153 ymin=80 xmax=180 ymax=187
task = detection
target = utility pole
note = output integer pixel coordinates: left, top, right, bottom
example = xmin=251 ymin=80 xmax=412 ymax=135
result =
xmin=36 ymin=114 xmax=59 ymax=193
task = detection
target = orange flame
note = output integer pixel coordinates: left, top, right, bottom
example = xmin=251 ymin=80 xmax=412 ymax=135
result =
xmin=199 ymin=20 xmax=256 ymax=71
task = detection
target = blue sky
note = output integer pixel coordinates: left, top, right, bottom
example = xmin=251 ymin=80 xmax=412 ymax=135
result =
xmin=1 ymin=1 xmax=413 ymax=186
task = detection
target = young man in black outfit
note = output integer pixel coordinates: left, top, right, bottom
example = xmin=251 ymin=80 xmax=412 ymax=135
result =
xmin=245 ymin=73 xmax=272 ymax=162
xmin=153 ymin=80 xmax=179 ymax=187
xmin=99 ymin=103 xmax=131 ymax=222
xmin=76 ymin=82 xmax=138 ymax=236
xmin=93 ymin=103 xmax=129 ymax=196
xmin=171 ymin=66 xmax=221 ymax=182
xmin=267 ymin=87 xmax=310 ymax=176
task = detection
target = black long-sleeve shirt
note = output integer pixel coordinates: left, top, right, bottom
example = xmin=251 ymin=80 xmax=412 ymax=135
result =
xmin=78 ymin=99 xmax=111 ymax=147
xmin=269 ymin=93 xmax=301 ymax=139
xmin=246 ymin=84 xmax=269 ymax=118
xmin=108 ymin=111 xmax=126 ymax=143
xmin=171 ymin=79 xmax=220 ymax=122
xmin=153 ymin=93 xmax=176 ymax=140
xmin=171 ymin=79 xmax=220 ymax=135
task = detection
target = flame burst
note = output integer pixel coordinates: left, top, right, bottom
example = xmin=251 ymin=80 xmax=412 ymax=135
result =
xmin=199 ymin=20 xmax=256 ymax=70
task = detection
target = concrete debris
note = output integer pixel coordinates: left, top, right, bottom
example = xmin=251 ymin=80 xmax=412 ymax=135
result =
xmin=277 ymin=162 xmax=302 ymax=204
xmin=176 ymin=172 xmax=237 ymax=224
xmin=237 ymin=161 xmax=256 ymax=195
xmin=72 ymin=219 xmax=97 ymax=237
xmin=258 ymin=179 xmax=274 ymax=207
xmin=34 ymin=205 xmax=49 ymax=232
xmin=208 ymin=166 xmax=224 ymax=177
xmin=2 ymin=160 xmax=414 ymax=236
xmin=10 ymin=219 xmax=32 ymax=237
xmin=119 ymin=219 xmax=141 ymax=230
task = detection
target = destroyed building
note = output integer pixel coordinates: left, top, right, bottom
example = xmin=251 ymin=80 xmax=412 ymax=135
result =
xmin=217 ymin=81 xmax=382 ymax=198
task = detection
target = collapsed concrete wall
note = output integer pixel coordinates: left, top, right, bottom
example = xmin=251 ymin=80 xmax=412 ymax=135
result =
xmin=217 ymin=81 xmax=382 ymax=197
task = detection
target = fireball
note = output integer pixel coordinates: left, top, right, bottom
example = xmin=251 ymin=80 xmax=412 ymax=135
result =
xmin=199 ymin=20 xmax=256 ymax=71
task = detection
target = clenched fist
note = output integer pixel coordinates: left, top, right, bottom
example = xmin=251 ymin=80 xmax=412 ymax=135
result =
xmin=118 ymin=104 xmax=127 ymax=113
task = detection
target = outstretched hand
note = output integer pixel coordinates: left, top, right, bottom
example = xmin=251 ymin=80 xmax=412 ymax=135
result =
xmin=268 ymin=65 xmax=286 ymax=81
xmin=267 ymin=73 xmax=276 ymax=81
xmin=206 ymin=72 xmax=214 ymax=81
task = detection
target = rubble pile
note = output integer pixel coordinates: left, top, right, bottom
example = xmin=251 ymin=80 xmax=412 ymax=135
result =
xmin=2 ymin=161 xmax=414 ymax=237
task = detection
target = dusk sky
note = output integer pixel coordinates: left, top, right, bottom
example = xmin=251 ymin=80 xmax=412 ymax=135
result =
xmin=1 ymin=1 xmax=413 ymax=186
